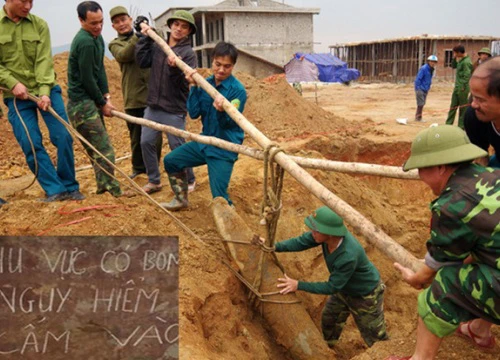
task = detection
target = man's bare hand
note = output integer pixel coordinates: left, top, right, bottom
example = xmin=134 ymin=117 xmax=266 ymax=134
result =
xmin=277 ymin=274 xmax=298 ymax=294
xmin=213 ymin=94 xmax=225 ymax=111
xmin=37 ymin=95 xmax=51 ymax=111
xmin=102 ymin=101 xmax=115 ymax=117
xmin=12 ymin=83 xmax=28 ymax=100
xmin=167 ymin=54 xmax=177 ymax=67
xmin=140 ymin=23 xmax=152 ymax=36
xmin=185 ymin=69 xmax=198 ymax=85
xmin=394 ymin=262 xmax=423 ymax=290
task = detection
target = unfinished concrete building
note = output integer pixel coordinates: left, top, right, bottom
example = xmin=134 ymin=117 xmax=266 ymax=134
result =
xmin=329 ymin=35 xmax=500 ymax=83
xmin=154 ymin=0 xmax=319 ymax=78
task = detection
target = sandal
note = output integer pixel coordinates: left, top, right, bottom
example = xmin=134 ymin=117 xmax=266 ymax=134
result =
xmin=456 ymin=321 xmax=496 ymax=350
xmin=142 ymin=183 xmax=162 ymax=194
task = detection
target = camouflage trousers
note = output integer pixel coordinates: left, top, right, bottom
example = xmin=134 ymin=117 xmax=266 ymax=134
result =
xmin=418 ymin=263 xmax=500 ymax=338
xmin=67 ymin=99 xmax=121 ymax=196
xmin=322 ymin=282 xmax=388 ymax=347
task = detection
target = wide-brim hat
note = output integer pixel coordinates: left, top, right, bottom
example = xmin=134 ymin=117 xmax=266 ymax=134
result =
xmin=478 ymin=47 xmax=492 ymax=56
xmin=167 ymin=10 xmax=197 ymax=34
xmin=304 ymin=206 xmax=347 ymax=236
xmin=403 ymin=125 xmax=487 ymax=171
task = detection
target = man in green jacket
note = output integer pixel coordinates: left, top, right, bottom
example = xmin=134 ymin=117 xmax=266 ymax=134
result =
xmin=67 ymin=1 xmax=121 ymax=197
xmin=445 ymin=44 xmax=473 ymax=129
xmin=0 ymin=0 xmax=83 ymax=202
xmin=108 ymin=6 xmax=161 ymax=179
xmin=273 ymin=206 xmax=388 ymax=348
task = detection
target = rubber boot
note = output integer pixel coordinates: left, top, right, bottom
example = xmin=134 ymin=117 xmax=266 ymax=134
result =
xmin=415 ymin=105 xmax=424 ymax=121
xmin=160 ymin=171 xmax=189 ymax=211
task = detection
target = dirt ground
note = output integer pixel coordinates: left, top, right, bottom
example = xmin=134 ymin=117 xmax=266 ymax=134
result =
xmin=0 ymin=54 xmax=498 ymax=360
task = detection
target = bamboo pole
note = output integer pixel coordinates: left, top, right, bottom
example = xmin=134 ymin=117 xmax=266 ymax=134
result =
xmin=142 ymin=27 xmax=423 ymax=272
xmin=112 ymin=110 xmax=420 ymax=180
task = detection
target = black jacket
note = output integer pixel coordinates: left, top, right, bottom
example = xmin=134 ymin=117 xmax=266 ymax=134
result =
xmin=135 ymin=34 xmax=196 ymax=114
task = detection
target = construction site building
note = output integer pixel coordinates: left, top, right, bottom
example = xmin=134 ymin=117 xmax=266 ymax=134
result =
xmin=329 ymin=35 xmax=500 ymax=83
xmin=154 ymin=0 xmax=319 ymax=78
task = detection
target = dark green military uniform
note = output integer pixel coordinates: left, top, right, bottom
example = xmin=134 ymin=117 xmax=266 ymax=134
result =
xmin=418 ymin=163 xmax=500 ymax=337
xmin=445 ymin=55 xmax=473 ymax=129
xmin=67 ymin=28 xmax=121 ymax=196
xmin=276 ymin=231 xmax=388 ymax=347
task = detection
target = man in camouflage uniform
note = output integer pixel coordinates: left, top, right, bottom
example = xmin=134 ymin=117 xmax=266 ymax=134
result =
xmin=67 ymin=1 xmax=121 ymax=196
xmin=388 ymin=125 xmax=500 ymax=360
xmin=273 ymin=206 xmax=388 ymax=348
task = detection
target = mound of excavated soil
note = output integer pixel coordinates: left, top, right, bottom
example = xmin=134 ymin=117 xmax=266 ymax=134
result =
xmin=0 ymin=53 xmax=497 ymax=360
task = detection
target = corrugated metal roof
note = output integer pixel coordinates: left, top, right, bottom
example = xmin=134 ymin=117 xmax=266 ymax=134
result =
xmin=329 ymin=34 xmax=500 ymax=48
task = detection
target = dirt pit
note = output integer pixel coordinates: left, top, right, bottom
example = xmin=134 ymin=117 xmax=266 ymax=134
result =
xmin=0 ymin=54 xmax=498 ymax=360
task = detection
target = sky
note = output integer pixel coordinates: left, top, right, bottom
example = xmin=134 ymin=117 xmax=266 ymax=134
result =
xmin=34 ymin=0 xmax=500 ymax=53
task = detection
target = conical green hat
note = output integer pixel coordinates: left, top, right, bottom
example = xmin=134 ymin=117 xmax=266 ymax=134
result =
xmin=478 ymin=47 xmax=492 ymax=56
xmin=403 ymin=125 xmax=487 ymax=171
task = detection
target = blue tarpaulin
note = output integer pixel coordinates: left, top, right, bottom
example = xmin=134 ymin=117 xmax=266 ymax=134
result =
xmin=285 ymin=53 xmax=360 ymax=83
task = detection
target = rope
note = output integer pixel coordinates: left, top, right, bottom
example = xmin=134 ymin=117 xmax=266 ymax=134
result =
xmin=245 ymin=144 xmax=287 ymax=305
xmin=210 ymin=235 xmax=276 ymax=253
xmin=260 ymin=143 xmax=285 ymax=244
xmin=261 ymin=144 xmax=285 ymax=249
xmin=0 ymin=86 xmax=206 ymax=247
xmin=222 ymin=259 xmax=300 ymax=305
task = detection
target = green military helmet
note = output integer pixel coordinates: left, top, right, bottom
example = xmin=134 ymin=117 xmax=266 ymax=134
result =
xmin=167 ymin=10 xmax=197 ymax=34
xmin=403 ymin=125 xmax=487 ymax=171
xmin=304 ymin=206 xmax=347 ymax=236
xmin=478 ymin=47 xmax=492 ymax=56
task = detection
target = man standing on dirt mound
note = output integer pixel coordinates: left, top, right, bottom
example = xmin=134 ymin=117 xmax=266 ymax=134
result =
xmin=414 ymin=55 xmax=438 ymax=122
xmin=134 ymin=10 xmax=197 ymax=195
xmin=464 ymin=57 xmax=500 ymax=168
xmin=108 ymin=6 xmax=161 ymax=179
xmin=387 ymin=125 xmax=500 ymax=360
xmin=0 ymin=0 xmax=84 ymax=202
xmin=271 ymin=206 xmax=389 ymax=349
xmin=162 ymin=41 xmax=247 ymax=210
xmin=445 ymin=45 xmax=473 ymax=129
xmin=67 ymin=1 xmax=122 ymax=197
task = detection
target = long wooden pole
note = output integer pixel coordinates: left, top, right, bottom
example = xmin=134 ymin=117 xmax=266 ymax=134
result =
xmin=142 ymin=28 xmax=422 ymax=272
xmin=112 ymin=110 xmax=419 ymax=180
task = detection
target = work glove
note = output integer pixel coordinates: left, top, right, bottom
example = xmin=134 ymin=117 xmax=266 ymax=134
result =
xmin=134 ymin=15 xmax=149 ymax=33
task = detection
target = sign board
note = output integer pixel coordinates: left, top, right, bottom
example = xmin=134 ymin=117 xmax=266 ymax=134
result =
xmin=0 ymin=236 xmax=178 ymax=359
